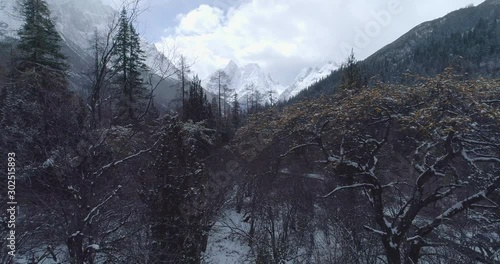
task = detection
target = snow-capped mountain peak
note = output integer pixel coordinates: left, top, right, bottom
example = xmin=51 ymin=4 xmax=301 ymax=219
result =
xmin=224 ymin=60 xmax=240 ymax=78
xmin=204 ymin=60 xmax=286 ymax=107
xmin=204 ymin=59 xmax=339 ymax=106
xmin=241 ymin=63 xmax=260 ymax=72
xmin=279 ymin=61 xmax=338 ymax=101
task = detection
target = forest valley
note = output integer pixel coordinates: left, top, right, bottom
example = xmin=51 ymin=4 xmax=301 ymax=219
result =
xmin=0 ymin=0 xmax=499 ymax=264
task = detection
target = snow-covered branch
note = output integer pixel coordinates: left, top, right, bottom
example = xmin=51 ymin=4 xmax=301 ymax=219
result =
xmin=322 ymin=183 xmax=375 ymax=198
xmin=418 ymin=175 xmax=500 ymax=237
xmin=83 ymin=185 xmax=122 ymax=224
xmin=364 ymin=225 xmax=387 ymax=236
xmin=280 ymin=143 xmax=320 ymax=158
xmin=94 ymin=137 xmax=160 ymax=178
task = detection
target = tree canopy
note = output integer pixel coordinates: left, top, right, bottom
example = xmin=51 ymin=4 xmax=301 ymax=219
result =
xmin=233 ymin=70 xmax=500 ymax=263
xmin=17 ymin=0 xmax=67 ymax=72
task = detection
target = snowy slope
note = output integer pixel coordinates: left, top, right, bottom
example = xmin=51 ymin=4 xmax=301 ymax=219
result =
xmin=204 ymin=61 xmax=286 ymax=107
xmin=204 ymin=60 xmax=338 ymax=106
xmin=279 ymin=61 xmax=338 ymax=101
xmin=0 ymin=0 xmax=167 ymax=72
xmin=49 ymin=0 xmax=115 ymax=47
xmin=202 ymin=210 xmax=252 ymax=264
xmin=0 ymin=0 xmax=24 ymax=39
xmin=0 ymin=0 xmax=113 ymax=42
xmin=49 ymin=0 xmax=171 ymax=72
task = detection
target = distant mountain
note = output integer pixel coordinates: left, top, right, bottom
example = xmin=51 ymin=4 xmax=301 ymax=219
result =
xmin=204 ymin=61 xmax=286 ymax=107
xmin=0 ymin=0 xmax=113 ymax=59
xmin=0 ymin=0 xmax=97 ymax=91
xmin=279 ymin=61 xmax=337 ymax=101
xmin=204 ymin=59 xmax=338 ymax=106
xmin=0 ymin=0 xmax=180 ymax=110
xmin=1 ymin=0 xmax=165 ymax=68
xmin=362 ymin=0 xmax=500 ymax=81
xmin=0 ymin=0 xmax=23 ymax=39
xmin=291 ymin=0 xmax=500 ymax=102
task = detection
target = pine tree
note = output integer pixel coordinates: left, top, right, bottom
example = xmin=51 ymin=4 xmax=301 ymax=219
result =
xmin=114 ymin=8 xmax=130 ymax=81
xmin=113 ymin=8 xmax=131 ymax=120
xmin=185 ymin=75 xmax=213 ymax=123
xmin=17 ymin=0 xmax=67 ymax=71
xmin=112 ymin=8 xmax=147 ymax=122
xmin=232 ymin=93 xmax=241 ymax=128
xmin=127 ymin=24 xmax=147 ymax=117
xmin=340 ymin=50 xmax=362 ymax=93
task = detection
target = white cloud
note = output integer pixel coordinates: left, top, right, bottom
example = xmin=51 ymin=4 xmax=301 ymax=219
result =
xmin=176 ymin=5 xmax=224 ymax=35
xmin=156 ymin=0 xmax=486 ymax=85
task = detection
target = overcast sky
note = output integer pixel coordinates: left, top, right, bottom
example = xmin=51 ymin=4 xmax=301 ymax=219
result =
xmin=114 ymin=0 xmax=486 ymax=85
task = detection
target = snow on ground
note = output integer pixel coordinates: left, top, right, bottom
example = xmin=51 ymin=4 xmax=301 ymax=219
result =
xmin=202 ymin=210 xmax=252 ymax=264
xmin=13 ymin=245 xmax=66 ymax=264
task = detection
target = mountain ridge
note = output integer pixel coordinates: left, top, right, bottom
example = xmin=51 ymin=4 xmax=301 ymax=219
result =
xmin=0 ymin=0 xmax=183 ymax=110
xmin=279 ymin=61 xmax=337 ymax=101
xmin=289 ymin=1 xmax=500 ymax=102
xmin=203 ymin=60 xmax=286 ymax=107
xmin=204 ymin=59 xmax=338 ymax=105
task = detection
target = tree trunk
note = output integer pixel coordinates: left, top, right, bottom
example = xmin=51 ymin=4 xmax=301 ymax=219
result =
xmin=383 ymin=238 xmax=402 ymax=264
xmin=151 ymin=221 xmax=169 ymax=263
xmin=408 ymin=243 xmax=423 ymax=264
xmin=67 ymin=233 xmax=84 ymax=264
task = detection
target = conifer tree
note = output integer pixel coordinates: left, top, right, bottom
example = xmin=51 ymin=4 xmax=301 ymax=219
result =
xmin=340 ymin=50 xmax=362 ymax=93
xmin=127 ymin=24 xmax=147 ymax=116
xmin=232 ymin=93 xmax=241 ymax=128
xmin=18 ymin=0 xmax=67 ymax=71
xmin=185 ymin=75 xmax=212 ymax=123
xmin=114 ymin=8 xmax=130 ymax=89
xmin=129 ymin=25 xmax=146 ymax=87
xmin=112 ymin=8 xmax=147 ymax=121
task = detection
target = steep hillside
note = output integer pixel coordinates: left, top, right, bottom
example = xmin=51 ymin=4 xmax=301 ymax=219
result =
xmin=279 ymin=61 xmax=337 ymax=101
xmin=291 ymin=0 xmax=500 ymax=102
xmin=224 ymin=72 xmax=500 ymax=264
xmin=0 ymin=0 xmax=181 ymax=109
